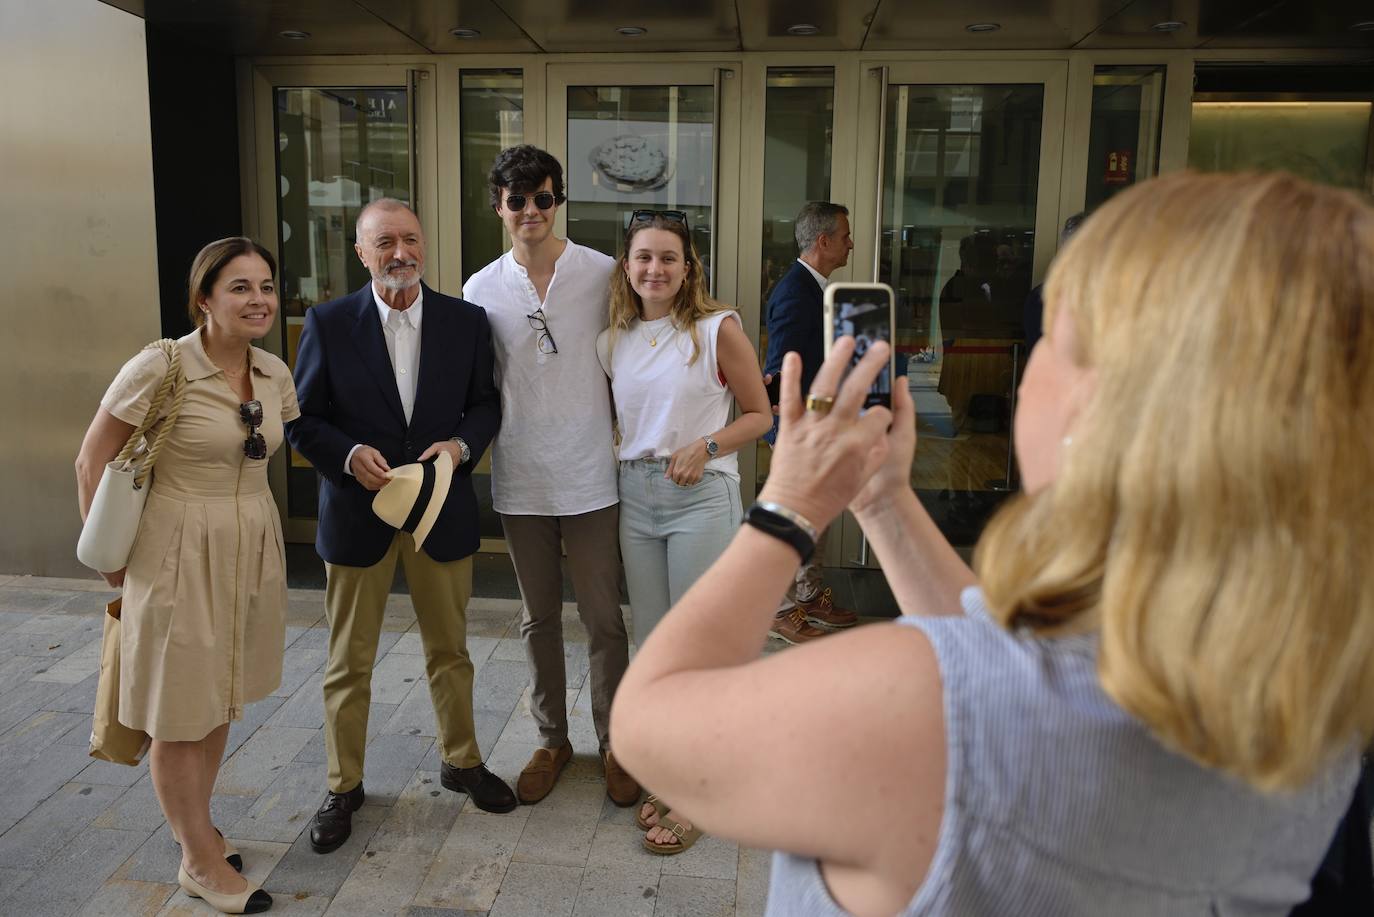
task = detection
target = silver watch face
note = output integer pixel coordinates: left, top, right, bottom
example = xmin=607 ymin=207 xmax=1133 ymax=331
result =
xmin=705 ymin=437 xmax=718 ymax=456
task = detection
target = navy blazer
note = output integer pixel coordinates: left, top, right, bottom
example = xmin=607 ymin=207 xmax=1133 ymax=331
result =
xmin=285 ymin=283 xmax=501 ymax=567
xmin=762 ymin=260 xmax=825 ymax=444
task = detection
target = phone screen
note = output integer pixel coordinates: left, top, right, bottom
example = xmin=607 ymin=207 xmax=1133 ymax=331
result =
xmin=830 ymin=288 xmax=893 ymax=409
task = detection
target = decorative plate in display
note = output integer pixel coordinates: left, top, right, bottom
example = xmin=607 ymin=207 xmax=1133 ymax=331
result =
xmin=589 ymin=135 xmax=672 ymax=191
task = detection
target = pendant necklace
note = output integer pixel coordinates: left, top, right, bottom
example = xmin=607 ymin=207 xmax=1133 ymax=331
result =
xmin=639 ymin=316 xmax=671 ymax=348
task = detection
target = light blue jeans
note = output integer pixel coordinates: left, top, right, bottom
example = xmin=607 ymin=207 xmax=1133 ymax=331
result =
xmin=618 ymin=458 xmax=743 ymax=643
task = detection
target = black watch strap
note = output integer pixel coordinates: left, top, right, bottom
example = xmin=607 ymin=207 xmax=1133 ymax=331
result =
xmin=743 ymin=502 xmax=816 ymax=564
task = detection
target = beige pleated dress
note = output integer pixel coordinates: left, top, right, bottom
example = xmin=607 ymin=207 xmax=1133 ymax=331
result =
xmin=101 ymin=329 xmax=300 ymax=741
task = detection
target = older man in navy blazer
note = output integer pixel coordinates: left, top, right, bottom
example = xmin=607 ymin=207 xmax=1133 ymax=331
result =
xmin=762 ymin=201 xmax=859 ymax=644
xmin=287 ymin=198 xmax=513 ymax=855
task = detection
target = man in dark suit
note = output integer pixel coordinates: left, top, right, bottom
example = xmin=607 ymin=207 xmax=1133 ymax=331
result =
xmin=287 ymin=198 xmax=514 ymax=855
xmin=762 ymin=201 xmax=859 ymax=644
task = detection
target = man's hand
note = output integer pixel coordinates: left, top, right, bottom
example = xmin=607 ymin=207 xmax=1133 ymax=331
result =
xmin=350 ymin=446 xmax=392 ymax=491
xmin=417 ymin=440 xmax=462 ymax=466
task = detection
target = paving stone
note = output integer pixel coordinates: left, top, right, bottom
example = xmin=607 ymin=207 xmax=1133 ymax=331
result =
xmin=268 ymin=671 xmax=327 ymax=728
xmin=472 ymin=659 xmax=532 ymax=718
xmin=258 ymin=893 xmax=332 ymax=915
xmin=155 ymin=838 xmax=290 ymax=915
xmin=224 ymin=694 xmax=288 ymax=758
xmin=0 ymin=677 xmax=71 ymax=738
xmin=511 ymin=805 xmax=598 ymax=868
xmin=404 ymin=907 xmax=487 ymax=917
xmin=366 ymin=770 xmax=465 ymax=856
xmin=486 ymin=861 xmax=581 ymax=917
xmin=0 ymin=610 xmax=34 ymax=633
xmin=735 ymin=846 xmax=772 ymax=917
xmin=653 ymin=873 xmax=737 ymax=917
xmin=76 ymin=753 xmax=149 ymax=787
xmin=0 ymin=651 xmax=56 ymax=695
xmin=228 ymin=761 xmax=332 ymax=843
xmin=263 ymin=805 xmax=386 ymax=898
xmin=5 ymin=826 xmax=148 ymax=917
xmin=0 ymin=866 xmax=35 ymax=897
xmin=0 ymin=739 xmax=98 ymax=828
xmin=0 ymin=589 xmax=79 ymax=615
xmin=321 ymin=848 xmax=432 ymax=917
xmin=585 ymin=821 xmax=664 ymax=875
xmin=215 ymin=726 xmax=318 ymax=796
xmin=571 ymin=863 xmax=659 ymax=917
xmin=114 ymin=822 xmax=183 ymax=884
xmin=412 ymin=810 xmax=525 ymax=911
xmin=112 ymin=791 xmax=255 ymax=884
xmin=287 ymin=598 xmax=328 ymax=628
xmin=31 ymin=633 xmax=103 ymax=683
xmin=379 ymin=676 xmax=438 ymax=739
xmin=74 ymin=878 xmax=175 ymax=916
xmin=293 ymin=703 xmax=397 ymax=768
xmin=0 ymin=626 xmax=92 ymax=659
xmin=369 ymin=652 xmax=429 ymax=706
xmin=494 ymin=687 xmax=579 ymax=747
xmin=0 ymin=781 xmax=127 ymax=868
xmin=92 ymin=776 xmax=165 ymax=833
xmin=361 ymin=733 xmax=435 ymax=802
xmin=274 ymin=635 xmax=329 ymax=698
xmin=0 ymin=708 xmax=89 ymax=759
xmin=12 ymin=575 xmax=113 ymax=594
xmin=659 ymin=830 xmax=739 ymax=881
xmin=389 ymin=632 xmax=425 ymax=655
xmin=47 ymin=670 xmax=102 ymax=715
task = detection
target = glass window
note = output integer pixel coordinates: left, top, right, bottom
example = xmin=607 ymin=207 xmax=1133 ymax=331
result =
xmin=459 ymin=70 xmax=524 ymax=285
xmin=275 ymin=86 xmax=411 ymax=519
xmin=565 ymin=84 xmax=715 ymax=282
xmin=880 ymin=83 xmax=1045 ymax=547
xmin=755 ymin=67 xmax=834 ymax=488
xmin=1084 ymin=65 xmax=1165 ymax=212
xmin=1189 ymin=99 xmax=1372 ymax=190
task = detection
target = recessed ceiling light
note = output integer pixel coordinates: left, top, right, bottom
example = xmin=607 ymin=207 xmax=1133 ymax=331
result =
xmin=279 ymin=30 xmax=311 ymax=40
xmin=1351 ymin=21 xmax=1374 ymax=31
xmin=1150 ymin=21 xmax=1186 ymax=32
xmin=786 ymin=23 xmax=820 ymax=36
xmin=965 ymin=22 xmax=1001 ymax=33
xmin=615 ymin=26 xmax=647 ymax=36
xmin=449 ymin=27 xmax=481 ymax=39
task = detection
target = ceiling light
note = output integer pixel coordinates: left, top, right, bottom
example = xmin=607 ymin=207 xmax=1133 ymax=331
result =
xmin=279 ymin=30 xmax=311 ymax=40
xmin=615 ymin=26 xmax=647 ymax=36
xmin=1150 ymin=21 xmax=1186 ymax=32
xmin=965 ymin=23 xmax=1001 ymax=33
xmin=1351 ymin=21 xmax=1374 ymax=31
xmin=449 ymin=28 xmax=481 ymax=39
xmin=786 ymin=23 xmax=820 ymax=36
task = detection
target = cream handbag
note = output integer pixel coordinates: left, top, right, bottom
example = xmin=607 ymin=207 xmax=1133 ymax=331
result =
xmin=77 ymin=339 xmax=185 ymax=573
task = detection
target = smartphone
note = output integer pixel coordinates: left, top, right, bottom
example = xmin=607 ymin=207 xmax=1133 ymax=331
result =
xmin=823 ymin=282 xmax=896 ymax=410
xmin=765 ymin=373 xmax=781 ymax=406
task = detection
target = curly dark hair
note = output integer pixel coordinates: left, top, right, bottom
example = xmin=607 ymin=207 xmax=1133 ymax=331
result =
xmin=487 ymin=145 xmax=567 ymax=211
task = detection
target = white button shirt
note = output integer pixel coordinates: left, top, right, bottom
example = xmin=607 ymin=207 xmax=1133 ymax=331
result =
xmin=344 ymin=284 xmax=424 ymax=476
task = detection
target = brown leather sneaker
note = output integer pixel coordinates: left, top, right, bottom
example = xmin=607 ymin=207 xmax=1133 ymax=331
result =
xmin=603 ymin=749 xmax=641 ymax=808
xmin=516 ymin=742 xmax=573 ymax=804
xmin=769 ymin=607 xmax=827 ymax=644
xmin=797 ymin=587 xmax=858 ymax=628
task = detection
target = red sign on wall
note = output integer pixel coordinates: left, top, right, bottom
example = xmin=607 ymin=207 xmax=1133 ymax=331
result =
xmin=1105 ymin=150 xmax=1132 ymax=185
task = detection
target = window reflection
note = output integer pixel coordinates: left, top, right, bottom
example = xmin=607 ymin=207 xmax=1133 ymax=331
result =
xmin=1085 ymin=65 xmax=1165 ymax=211
xmin=1189 ymin=100 xmax=1372 ymax=190
xmin=460 ymin=71 xmax=523 ymax=285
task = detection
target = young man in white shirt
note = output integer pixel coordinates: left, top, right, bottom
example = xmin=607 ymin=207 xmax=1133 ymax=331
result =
xmin=462 ymin=146 xmax=638 ymax=807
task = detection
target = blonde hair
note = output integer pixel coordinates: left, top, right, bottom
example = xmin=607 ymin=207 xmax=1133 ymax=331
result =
xmin=608 ymin=215 xmax=732 ymax=365
xmin=976 ymin=171 xmax=1374 ymax=791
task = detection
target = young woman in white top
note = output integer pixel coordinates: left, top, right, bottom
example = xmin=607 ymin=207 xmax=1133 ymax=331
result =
xmin=597 ymin=210 xmax=771 ymax=854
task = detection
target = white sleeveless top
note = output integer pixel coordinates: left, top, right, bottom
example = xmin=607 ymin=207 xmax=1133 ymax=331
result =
xmin=597 ymin=310 xmax=740 ymax=480
xmin=765 ymin=587 xmax=1360 ymax=916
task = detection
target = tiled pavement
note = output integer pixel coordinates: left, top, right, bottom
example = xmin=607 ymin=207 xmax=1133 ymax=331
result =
xmin=0 ymin=574 xmax=777 ymax=917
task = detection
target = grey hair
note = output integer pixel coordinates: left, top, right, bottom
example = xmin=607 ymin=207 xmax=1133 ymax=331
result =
xmin=794 ymin=201 xmax=850 ymax=254
xmin=1061 ymin=211 xmax=1086 ymax=242
xmin=355 ymin=197 xmax=416 ymax=241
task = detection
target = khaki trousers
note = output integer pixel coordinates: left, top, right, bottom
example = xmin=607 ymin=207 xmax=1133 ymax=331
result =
xmin=323 ymin=532 xmax=477 ymax=792
xmin=499 ymin=505 xmax=628 ymax=752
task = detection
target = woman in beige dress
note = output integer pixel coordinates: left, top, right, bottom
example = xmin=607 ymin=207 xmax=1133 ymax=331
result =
xmin=76 ymin=237 xmax=298 ymax=915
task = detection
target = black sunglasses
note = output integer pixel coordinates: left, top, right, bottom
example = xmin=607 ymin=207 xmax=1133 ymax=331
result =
xmin=239 ymin=400 xmax=267 ymax=460
xmin=504 ymin=191 xmax=558 ymax=212
xmin=630 ymin=209 xmax=689 ymax=230
xmin=526 ymin=309 xmax=558 ymax=356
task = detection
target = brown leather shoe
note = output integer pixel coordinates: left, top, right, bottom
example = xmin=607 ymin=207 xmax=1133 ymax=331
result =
xmin=797 ymin=587 xmax=858 ymax=628
xmin=603 ymin=749 xmax=641 ymax=808
xmin=769 ymin=607 xmax=827 ymax=644
xmin=516 ymin=743 xmax=573 ymax=804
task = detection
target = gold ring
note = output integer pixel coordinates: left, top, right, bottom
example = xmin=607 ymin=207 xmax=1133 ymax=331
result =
xmin=805 ymin=393 xmax=836 ymax=415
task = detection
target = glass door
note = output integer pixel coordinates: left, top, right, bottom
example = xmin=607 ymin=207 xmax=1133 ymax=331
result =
xmin=546 ymin=64 xmax=740 ymax=300
xmin=851 ymin=61 xmax=1067 ymax=558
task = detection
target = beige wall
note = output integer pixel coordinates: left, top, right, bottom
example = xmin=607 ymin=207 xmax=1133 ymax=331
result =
xmin=0 ymin=0 xmax=160 ymax=577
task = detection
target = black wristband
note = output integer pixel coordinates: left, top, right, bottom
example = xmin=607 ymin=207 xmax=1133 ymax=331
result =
xmin=743 ymin=502 xmax=816 ymax=564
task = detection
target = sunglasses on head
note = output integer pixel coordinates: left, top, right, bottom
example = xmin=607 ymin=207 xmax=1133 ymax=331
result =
xmin=239 ymin=400 xmax=267 ymax=460
xmin=504 ymin=191 xmax=558 ymax=212
xmin=630 ymin=209 xmax=689 ymax=230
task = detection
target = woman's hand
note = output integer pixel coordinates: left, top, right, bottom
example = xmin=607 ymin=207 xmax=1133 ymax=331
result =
xmin=849 ymin=379 xmax=916 ymax=520
xmin=101 ymin=568 xmax=126 ymax=589
xmin=757 ymin=339 xmax=894 ymax=530
xmin=666 ymin=439 xmax=709 ymax=486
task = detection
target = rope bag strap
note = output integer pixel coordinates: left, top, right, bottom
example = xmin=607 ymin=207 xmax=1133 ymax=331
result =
xmin=113 ymin=339 xmax=187 ymax=489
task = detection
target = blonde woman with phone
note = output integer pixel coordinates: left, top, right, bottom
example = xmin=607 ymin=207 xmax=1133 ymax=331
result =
xmin=611 ymin=172 xmax=1374 ymax=915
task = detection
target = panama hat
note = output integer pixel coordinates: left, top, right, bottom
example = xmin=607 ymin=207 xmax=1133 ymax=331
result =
xmin=371 ymin=451 xmax=453 ymax=550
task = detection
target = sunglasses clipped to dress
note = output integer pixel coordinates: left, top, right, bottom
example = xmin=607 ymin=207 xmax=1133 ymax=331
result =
xmin=504 ymin=191 xmax=559 ymax=212
xmin=240 ymin=400 xmax=267 ymax=460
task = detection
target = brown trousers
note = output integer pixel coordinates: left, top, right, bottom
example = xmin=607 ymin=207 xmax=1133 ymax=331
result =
xmin=323 ymin=533 xmax=477 ymax=792
xmin=499 ymin=505 xmax=628 ymax=751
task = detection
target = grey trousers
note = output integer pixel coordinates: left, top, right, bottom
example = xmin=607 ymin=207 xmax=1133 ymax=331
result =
xmin=499 ymin=505 xmax=628 ymax=752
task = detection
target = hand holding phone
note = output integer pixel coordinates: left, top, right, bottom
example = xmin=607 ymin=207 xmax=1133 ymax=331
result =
xmin=822 ymin=282 xmax=896 ymax=409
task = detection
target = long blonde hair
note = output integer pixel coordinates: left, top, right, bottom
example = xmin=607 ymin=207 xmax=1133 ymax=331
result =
xmin=607 ymin=214 xmax=732 ymax=365
xmin=976 ymin=171 xmax=1374 ymax=791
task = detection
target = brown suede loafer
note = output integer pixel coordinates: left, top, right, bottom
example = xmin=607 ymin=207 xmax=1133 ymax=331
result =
xmin=516 ymin=742 xmax=573 ymax=804
xmin=603 ymin=749 xmax=641 ymax=808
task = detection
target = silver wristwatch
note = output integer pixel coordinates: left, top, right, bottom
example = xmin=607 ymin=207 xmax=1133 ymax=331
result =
xmin=703 ymin=435 xmax=719 ymax=457
xmin=450 ymin=437 xmax=471 ymax=465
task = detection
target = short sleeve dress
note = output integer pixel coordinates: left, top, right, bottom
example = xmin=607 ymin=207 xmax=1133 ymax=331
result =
xmin=100 ymin=329 xmax=301 ymax=741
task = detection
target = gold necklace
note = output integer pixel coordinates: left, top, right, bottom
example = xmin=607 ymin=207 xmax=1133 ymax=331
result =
xmin=639 ymin=317 xmax=671 ymax=348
